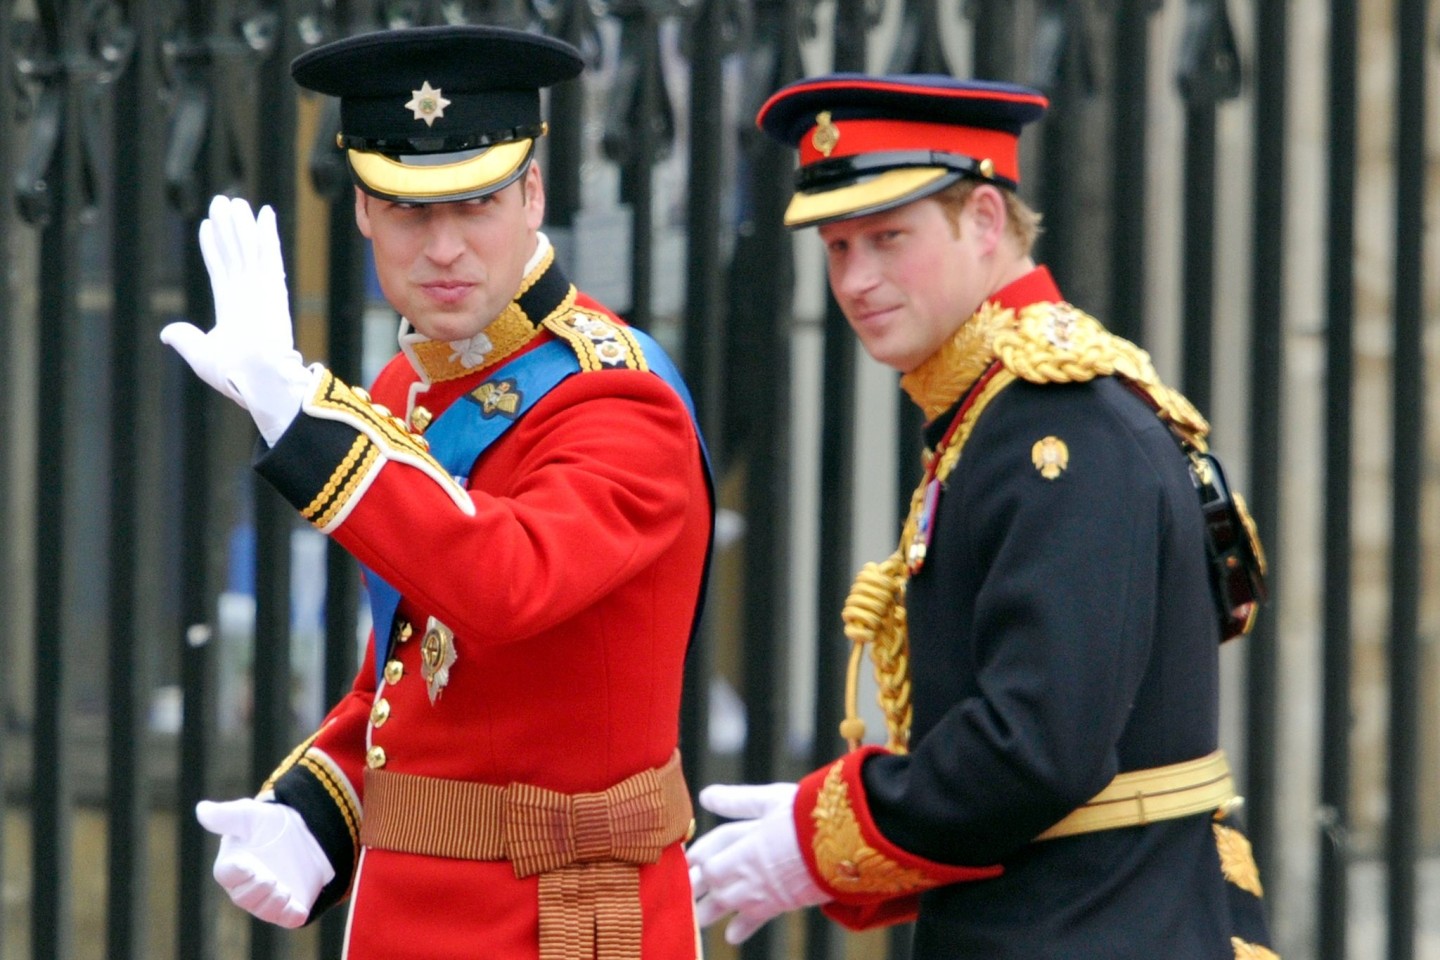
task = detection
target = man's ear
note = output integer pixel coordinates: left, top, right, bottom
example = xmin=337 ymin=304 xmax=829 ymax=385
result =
xmin=354 ymin=187 xmax=373 ymax=238
xmin=964 ymin=184 xmax=1008 ymax=255
xmin=523 ymin=161 xmax=545 ymax=231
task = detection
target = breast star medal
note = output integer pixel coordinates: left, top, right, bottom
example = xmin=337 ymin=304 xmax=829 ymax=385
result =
xmin=420 ymin=617 xmax=457 ymax=704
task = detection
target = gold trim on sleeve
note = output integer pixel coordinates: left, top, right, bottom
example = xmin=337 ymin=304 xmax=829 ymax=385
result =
xmin=1231 ymin=937 xmax=1280 ymax=960
xmin=301 ymin=434 xmax=381 ymax=528
xmin=810 ymin=762 xmax=935 ymax=895
xmin=299 ymin=753 xmax=362 ymax=852
xmin=260 ymin=730 xmax=322 ymax=795
xmin=302 ymin=370 xmax=474 ymax=524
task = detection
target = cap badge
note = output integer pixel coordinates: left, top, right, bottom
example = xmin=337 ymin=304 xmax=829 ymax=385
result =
xmin=1031 ymin=436 xmax=1069 ymax=480
xmin=812 ymin=111 xmax=840 ymax=157
xmin=405 ymin=80 xmax=451 ymax=127
xmin=420 ymin=616 xmax=457 ymax=704
xmin=979 ymin=158 xmax=995 ymax=179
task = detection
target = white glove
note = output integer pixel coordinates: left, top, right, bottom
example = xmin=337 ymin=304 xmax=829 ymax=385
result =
xmin=687 ymin=782 xmax=830 ymax=944
xmin=160 ymin=194 xmax=313 ymax=446
xmin=196 ymin=797 xmax=336 ymax=929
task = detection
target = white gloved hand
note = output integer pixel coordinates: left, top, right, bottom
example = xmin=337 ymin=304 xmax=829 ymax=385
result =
xmin=196 ymin=797 xmax=336 ymax=929
xmin=687 ymin=782 xmax=830 ymax=944
xmin=160 ymin=194 xmax=313 ymax=445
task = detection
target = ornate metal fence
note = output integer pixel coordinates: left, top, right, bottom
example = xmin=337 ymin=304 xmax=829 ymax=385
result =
xmin=0 ymin=1 xmax=1435 ymax=959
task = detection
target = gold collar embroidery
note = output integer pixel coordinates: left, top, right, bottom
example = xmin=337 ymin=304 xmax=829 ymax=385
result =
xmin=899 ymin=299 xmax=1015 ymax=421
xmin=406 ymin=245 xmax=557 ymax=383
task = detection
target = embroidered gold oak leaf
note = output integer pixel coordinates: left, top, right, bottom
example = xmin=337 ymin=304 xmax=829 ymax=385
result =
xmin=898 ymin=299 xmax=1013 ymax=420
xmin=1214 ymin=822 xmax=1264 ymax=897
xmin=1231 ymin=936 xmax=1280 ymax=960
xmin=811 ymin=763 xmax=934 ymax=894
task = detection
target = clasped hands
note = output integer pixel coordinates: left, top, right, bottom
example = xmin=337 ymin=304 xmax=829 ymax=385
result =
xmin=160 ymin=194 xmax=314 ymax=445
xmin=686 ymin=781 xmax=830 ymax=944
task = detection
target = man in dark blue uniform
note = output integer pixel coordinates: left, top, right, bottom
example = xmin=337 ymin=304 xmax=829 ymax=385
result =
xmin=686 ymin=74 xmax=1277 ymax=959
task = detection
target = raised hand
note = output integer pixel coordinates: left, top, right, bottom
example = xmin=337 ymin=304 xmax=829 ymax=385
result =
xmin=160 ymin=194 xmax=313 ymax=445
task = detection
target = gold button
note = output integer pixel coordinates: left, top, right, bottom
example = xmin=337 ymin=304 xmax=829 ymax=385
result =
xmin=410 ymin=406 xmax=434 ymax=432
xmin=396 ymin=621 xmax=413 ymax=643
xmin=366 ymin=746 xmax=387 ymax=769
xmin=352 ymin=386 xmax=371 ymax=403
xmin=371 ymin=699 xmax=391 ymax=727
xmin=384 ymin=660 xmax=404 ymax=685
xmin=373 ymin=403 xmax=392 ymax=419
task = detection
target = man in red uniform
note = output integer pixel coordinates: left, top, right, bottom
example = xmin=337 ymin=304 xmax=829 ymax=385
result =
xmin=161 ymin=25 xmax=712 ymax=960
xmin=686 ymin=74 xmax=1275 ymax=959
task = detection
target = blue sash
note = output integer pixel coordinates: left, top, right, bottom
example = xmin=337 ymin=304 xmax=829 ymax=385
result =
xmin=360 ymin=328 xmax=709 ymax=685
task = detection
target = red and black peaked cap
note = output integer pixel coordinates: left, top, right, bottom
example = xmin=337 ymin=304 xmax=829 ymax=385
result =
xmin=292 ymin=25 xmax=582 ymax=204
xmin=756 ymin=74 xmax=1049 ymax=228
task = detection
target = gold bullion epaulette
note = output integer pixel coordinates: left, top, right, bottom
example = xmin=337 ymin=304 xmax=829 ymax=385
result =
xmin=991 ymin=300 xmax=1211 ymax=448
xmin=542 ymin=308 xmax=652 ymax=373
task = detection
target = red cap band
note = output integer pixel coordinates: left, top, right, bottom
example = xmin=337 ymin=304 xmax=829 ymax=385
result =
xmin=798 ymin=118 xmax=1020 ymax=182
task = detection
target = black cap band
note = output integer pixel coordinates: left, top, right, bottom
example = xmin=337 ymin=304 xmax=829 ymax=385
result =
xmin=795 ymin=150 xmax=1018 ymax=193
xmin=339 ymin=123 xmax=549 ymax=155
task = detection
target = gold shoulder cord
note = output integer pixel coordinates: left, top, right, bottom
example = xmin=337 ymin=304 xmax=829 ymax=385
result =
xmin=838 ymin=301 xmax=1209 ymax=755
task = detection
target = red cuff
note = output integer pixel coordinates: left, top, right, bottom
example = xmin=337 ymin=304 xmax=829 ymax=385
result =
xmin=793 ymin=746 xmax=1001 ymax=905
xmin=822 ymin=895 xmax=920 ymax=931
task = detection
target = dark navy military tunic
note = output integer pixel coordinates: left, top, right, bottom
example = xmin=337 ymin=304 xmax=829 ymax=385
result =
xmin=861 ymin=368 xmax=1269 ymax=957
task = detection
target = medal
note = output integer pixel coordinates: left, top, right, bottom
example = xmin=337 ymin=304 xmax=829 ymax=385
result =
xmin=420 ymin=616 xmax=457 ymax=704
xmin=907 ymin=477 xmax=942 ymax=574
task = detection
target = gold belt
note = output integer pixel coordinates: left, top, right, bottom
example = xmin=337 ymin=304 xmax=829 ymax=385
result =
xmin=1035 ymin=750 xmax=1236 ymax=841
xmin=361 ymin=752 xmax=693 ymax=960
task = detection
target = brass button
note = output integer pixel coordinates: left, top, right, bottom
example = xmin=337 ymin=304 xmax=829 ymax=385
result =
xmin=373 ymin=403 xmax=393 ymax=419
xmin=352 ymin=386 xmax=372 ymax=403
xmin=366 ymin=746 xmax=387 ymax=769
xmin=395 ymin=620 xmax=413 ymax=643
xmin=410 ymin=406 xmax=434 ymax=432
xmin=370 ymin=699 xmax=391 ymax=728
xmin=384 ymin=660 xmax=404 ymax=685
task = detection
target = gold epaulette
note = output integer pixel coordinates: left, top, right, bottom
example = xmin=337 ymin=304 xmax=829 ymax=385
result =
xmin=542 ymin=309 xmax=651 ymax=373
xmin=991 ymin=301 xmax=1211 ymax=449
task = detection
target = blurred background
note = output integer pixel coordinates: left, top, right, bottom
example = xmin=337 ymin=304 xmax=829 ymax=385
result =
xmin=0 ymin=0 xmax=1438 ymax=958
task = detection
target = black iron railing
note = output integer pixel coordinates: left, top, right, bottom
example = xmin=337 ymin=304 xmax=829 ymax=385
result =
xmin=0 ymin=2 xmax=1435 ymax=958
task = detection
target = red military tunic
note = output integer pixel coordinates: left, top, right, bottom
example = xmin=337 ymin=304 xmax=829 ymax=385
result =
xmin=253 ymin=245 xmax=712 ymax=959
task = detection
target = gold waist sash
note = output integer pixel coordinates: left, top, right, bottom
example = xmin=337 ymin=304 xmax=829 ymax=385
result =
xmin=361 ymin=752 xmax=692 ymax=960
